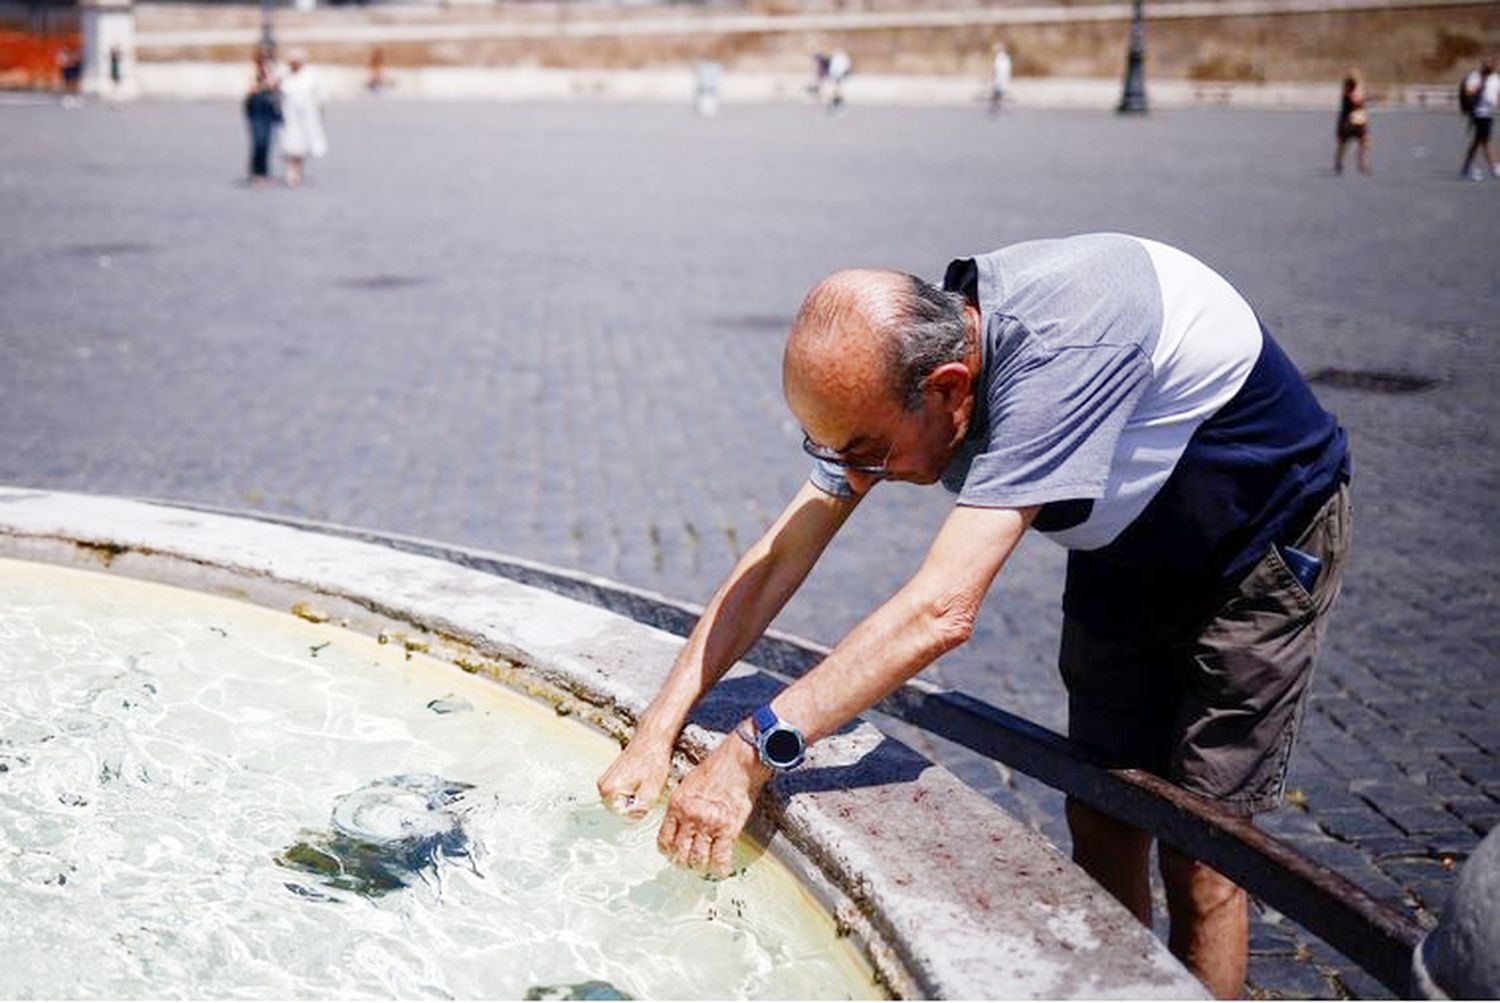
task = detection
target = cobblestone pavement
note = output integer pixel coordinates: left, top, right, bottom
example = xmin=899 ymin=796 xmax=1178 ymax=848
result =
xmin=2 ymin=98 xmax=1495 ymax=998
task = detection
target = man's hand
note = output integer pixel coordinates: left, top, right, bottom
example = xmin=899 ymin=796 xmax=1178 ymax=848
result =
xmin=597 ymin=734 xmax=674 ymax=822
xmin=656 ymin=733 xmax=772 ymax=878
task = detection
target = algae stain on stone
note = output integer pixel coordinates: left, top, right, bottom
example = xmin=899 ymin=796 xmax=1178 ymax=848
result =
xmin=76 ymin=540 xmax=129 ymax=567
xmin=290 ymin=602 xmax=330 ymax=624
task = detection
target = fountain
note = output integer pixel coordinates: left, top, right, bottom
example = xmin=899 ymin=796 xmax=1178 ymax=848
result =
xmin=0 ymin=487 xmax=1205 ymax=999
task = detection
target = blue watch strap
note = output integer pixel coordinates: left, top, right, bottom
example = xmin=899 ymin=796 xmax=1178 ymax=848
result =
xmin=747 ymin=703 xmax=806 ymax=770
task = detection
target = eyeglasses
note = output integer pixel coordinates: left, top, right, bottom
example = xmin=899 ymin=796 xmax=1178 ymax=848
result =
xmin=801 ymin=433 xmax=893 ymax=479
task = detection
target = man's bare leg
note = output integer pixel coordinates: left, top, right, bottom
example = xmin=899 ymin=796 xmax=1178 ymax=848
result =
xmin=1065 ymin=798 xmax=1152 ymax=925
xmin=1160 ymin=844 xmax=1249 ymax=999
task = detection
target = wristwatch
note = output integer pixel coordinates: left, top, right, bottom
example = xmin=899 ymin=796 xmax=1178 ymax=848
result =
xmin=736 ymin=703 xmax=807 ymax=771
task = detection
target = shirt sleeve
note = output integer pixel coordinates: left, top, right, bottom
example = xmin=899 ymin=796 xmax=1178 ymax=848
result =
xmin=955 ymin=337 xmax=1153 ymax=509
xmin=809 ymin=459 xmax=856 ymax=498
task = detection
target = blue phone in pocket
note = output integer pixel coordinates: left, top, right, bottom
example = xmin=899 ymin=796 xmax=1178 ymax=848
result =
xmin=1278 ymin=544 xmax=1323 ymax=594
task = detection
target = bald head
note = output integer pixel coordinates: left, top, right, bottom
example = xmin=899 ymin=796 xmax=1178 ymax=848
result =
xmin=784 ymin=269 xmax=910 ymax=414
xmin=784 ymin=268 xmax=972 ymax=422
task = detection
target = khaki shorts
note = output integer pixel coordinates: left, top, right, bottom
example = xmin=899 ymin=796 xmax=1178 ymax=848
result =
xmin=1059 ymin=483 xmax=1352 ymax=815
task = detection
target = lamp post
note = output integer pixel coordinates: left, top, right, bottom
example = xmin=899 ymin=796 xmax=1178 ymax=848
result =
xmin=259 ymin=0 xmax=275 ymax=57
xmin=1117 ymin=0 xmax=1148 ymax=114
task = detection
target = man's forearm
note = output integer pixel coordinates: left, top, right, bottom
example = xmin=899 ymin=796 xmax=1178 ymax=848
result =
xmin=647 ymin=504 xmax=1032 ymax=875
xmin=632 ymin=546 xmax=791 ymax=743
xmin=633 ymin=482 xmax=857 ymax=745
xmin=766 ymin=504 xmax=1035 ymax=746
xmin=766 ymin=579 xmax=966 ymax=745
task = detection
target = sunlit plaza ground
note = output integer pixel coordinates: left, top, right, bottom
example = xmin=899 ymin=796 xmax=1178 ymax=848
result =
xmin=2 ymin=95 xmax=1497 ymax=997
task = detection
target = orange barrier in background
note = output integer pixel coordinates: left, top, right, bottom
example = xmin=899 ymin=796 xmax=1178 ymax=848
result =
xmin=0 ymin=29 xmax=79 ymax=90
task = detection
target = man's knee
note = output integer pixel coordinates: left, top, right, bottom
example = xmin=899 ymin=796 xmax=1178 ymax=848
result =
xmin=1066 ymin=798 xmax=1151 ymax=856
xmin=1160 ymin=844 xmax=1245 ymax=910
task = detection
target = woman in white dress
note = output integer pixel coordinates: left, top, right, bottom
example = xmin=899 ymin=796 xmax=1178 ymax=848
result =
xmin=278 ymin=49 xmax=327 ymax=188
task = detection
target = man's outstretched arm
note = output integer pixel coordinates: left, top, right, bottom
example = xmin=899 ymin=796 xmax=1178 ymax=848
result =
xmin=657 ymin=502 xmax=1037 ymax=876
xmin=596 ymin=479 xmax=862 ymax=819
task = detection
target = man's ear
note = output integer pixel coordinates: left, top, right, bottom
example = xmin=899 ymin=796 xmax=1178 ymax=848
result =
xmin=923 ymin=362 xmax=973 ymax=409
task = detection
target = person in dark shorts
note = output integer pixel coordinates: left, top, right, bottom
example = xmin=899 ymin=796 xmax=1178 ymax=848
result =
xmin=1335 ymin=69 xmax=1370 ymax=175
xmin=596 ymin=234 xmax=1352 ymax=999
xmin=1461 ymin=59 xmax=1499 ymax=181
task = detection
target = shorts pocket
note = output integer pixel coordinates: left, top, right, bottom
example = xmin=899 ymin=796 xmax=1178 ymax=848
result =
xmin=1264 ymin=544 xmax=1318 ymax=613
xmin=1219 ymin=543 xmax=1318 ymax=625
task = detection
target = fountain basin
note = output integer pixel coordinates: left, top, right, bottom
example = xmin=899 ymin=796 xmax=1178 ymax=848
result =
xmin=0 ymin=487 xmax=1205 ymax=999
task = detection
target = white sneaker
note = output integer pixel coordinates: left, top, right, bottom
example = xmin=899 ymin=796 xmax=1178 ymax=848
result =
xmin=1492 ymin=164 xmax=1500 ymax=178
xmin=1469 ymin=168 xmax=1486 ymax=181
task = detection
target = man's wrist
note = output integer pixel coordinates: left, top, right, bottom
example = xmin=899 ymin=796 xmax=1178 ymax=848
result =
xmin=626 ymin=718 xmax=681 ymax=757
xmin=742 ymin=703 xmax=808 ymax=770
xmin=633 ymin=701 xmax=690 ymax=742
xmin=724 ymin=724 xmax=775 ymax=781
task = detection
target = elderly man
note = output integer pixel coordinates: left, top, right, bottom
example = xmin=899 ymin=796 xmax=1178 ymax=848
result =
xmin=597 ymin=233 xmax=1351 ymax=998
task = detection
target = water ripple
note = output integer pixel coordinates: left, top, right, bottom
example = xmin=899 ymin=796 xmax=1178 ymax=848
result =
xmin=0 ymin=559 xmax=881 ymax=999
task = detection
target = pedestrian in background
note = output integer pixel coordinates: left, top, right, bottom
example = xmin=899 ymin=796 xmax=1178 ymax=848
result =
xmin=989 ymin=41 xmax=1012 ymax=114
xmin=57 ymin=45 xmax=82 ymax=108
xmin=808 ymin=51 xmax=830 ymax=103
xmin=1460 ymin=59 xmax=1499 ymax=181
xmin=367 ymin=47 xmax=389 ymax=94
xmin=826 ymin=49 xmax=852 ymax=113
xmin=693 ymin=60 xmax=722 ymax=117
xmin=278 ymin=48 xmax=328 ymax=189
xmin=244 ymin=47 xmax=280 ymax=189
xmin=1334 ymin=69 xmax=1370 ymax=175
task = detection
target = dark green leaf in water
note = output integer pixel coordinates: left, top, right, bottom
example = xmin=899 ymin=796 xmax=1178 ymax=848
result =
xmin=277 ymin=840 xmax=342 ymax=877
xmin=275 ymin=835 xmax=414 ymax=897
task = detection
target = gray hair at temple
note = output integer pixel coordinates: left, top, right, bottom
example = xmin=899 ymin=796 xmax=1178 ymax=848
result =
xmin=886 ymin=275 xmax=970 ymax=411
xmin=788 ymin=269 xmax=970 ymax=411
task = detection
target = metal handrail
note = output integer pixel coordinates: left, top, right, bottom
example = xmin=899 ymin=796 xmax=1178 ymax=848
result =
xmin=156 ymin=500 xmax=1427 ymax=995
xmin=881 ymin=687 xmax=1425 ymax=996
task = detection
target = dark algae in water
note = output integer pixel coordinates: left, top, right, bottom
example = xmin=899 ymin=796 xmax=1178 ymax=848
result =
xmin=275 ymin=774 xmax=475 ymax=898
xmin=277 ymin=837 xmax=413 ymax=896
xmin=524 ymin=981 xmax=633 ymax=1000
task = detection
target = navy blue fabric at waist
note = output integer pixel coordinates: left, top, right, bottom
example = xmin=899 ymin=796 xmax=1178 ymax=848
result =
xmin=1062 ymin=326 xmax=1350 ymax=633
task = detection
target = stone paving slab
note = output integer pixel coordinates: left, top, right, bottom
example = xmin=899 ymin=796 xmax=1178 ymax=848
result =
xmin=1 ymin=97 xmax=1496 ymax=998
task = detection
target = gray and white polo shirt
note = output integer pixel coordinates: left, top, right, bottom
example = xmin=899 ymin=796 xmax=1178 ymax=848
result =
xmin=812 ymin=233 xmax=1349 ymax=609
